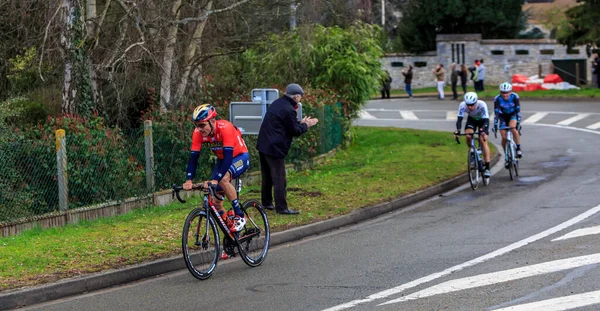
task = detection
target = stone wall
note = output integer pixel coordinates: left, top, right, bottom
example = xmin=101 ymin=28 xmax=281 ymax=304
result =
xmin=382 ymin=34 xmax=591 ymax=90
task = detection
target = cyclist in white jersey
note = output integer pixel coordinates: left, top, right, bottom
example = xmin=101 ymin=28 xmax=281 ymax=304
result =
xmin=453 ymin=92 xmax=492 ymax=177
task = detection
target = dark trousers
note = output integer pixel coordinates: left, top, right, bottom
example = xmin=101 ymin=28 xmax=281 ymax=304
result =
xmin=381 ymin=89 xmax=390 ymax=99
xmin=451 ymin=81 xmax=458 ymax=99
xmin=259 ymin=152 xmax=288 ymax=211
xmin=461 ymin=81 xmax=467 ymax=94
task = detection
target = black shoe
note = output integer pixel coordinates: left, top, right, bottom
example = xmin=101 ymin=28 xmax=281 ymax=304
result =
xmin=263 ymin=205 xmax=275 ymax=211
xmin=276 ymin=209 xmax=299 ymax=215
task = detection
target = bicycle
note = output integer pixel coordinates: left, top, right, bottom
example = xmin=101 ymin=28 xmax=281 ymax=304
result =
xmin=455 ymin=132 xmax=490 ymax=190
xmin=494 ymin=126 xmax=520 ymax=180
xmin=172 ymin=177 xmax=270 ymax=280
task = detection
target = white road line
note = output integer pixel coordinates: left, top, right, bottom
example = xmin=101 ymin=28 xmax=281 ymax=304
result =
xmin=400 ymin=111 xmax=418 ymax=120
xmin=321 ymin=204 xmax=600 ymax=311
xmin=380 ymin=253 xmax=600 ymax=305
xmin=491 ymin=290 xmax=600 ymax=311
xmin=446 ymin=111 xmax=457 ymax=120
xmin=552 ymin=225 xmax=600 ymax=241
xmin=557 ymin=113 xmax=590 ymax=126
xmin=523 ymin=112 xmax=548 ymax=124
xmin=586 ymin=121 xmax=600 ymax=130
xmin=359 ymin=110 xmax=376 ymax=120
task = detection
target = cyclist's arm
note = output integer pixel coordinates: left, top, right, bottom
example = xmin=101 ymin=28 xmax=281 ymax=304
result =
xmin=482 ymin=118 xmax=490 ymax=134
xmin=493 ymin=97 xmax=501 ymax=128
xmin=514 ymin=96 xmax=521 ymax=123
xmin=456 ymin=116 xmax=463 ymax=131
xmin=186 ymin=151 xmax=200 ymax=180
xmin=186 ymin=131 xmax=203 ymax=181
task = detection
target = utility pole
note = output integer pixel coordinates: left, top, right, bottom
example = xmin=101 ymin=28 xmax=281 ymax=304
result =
xmin=381 ymin=0 xmax=385 ymax=26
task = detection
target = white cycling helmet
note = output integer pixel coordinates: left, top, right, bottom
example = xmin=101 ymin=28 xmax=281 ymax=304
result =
xmin=464 ymin=92 xmax=478 ymax=106
xmin=499 ymin=82 xmax=512 ymax=92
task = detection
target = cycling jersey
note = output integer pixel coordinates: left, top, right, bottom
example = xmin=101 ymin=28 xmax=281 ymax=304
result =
xmin=190 ymin=120 xmax=248 ymax=158
xmin=456 ymin=100 xmax=490 ymax=133
xmin=493 ymin=93 xmax=521 ymax=127
xmin=186 ymin=120 xmax=248 ymax=182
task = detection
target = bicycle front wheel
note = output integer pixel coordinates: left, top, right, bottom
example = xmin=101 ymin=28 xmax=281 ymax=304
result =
xmin=468 ymin=150 xmax=479 ymax=190
xmin=237 ymin=199 xmax=270 ymax=267
xmin=507 ymin=147 xmax=514 ymax=181
xmin=182 ymin=208 xmax=220 ymax=280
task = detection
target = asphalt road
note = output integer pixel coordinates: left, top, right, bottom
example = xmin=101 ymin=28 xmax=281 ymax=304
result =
xmin=20 ymin=97 xmax=600 ymax=311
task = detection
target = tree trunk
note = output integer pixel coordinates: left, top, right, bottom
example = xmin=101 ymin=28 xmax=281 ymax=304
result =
xmin=85 ymin=0 xmax=97 ymax=39
xmin=60 ymin=0 xmax=76 ymax=115
xmin=159 ymin=0 xmax=183 ymax=113
xmin=174 ymin=1 xmax=213 ymax=105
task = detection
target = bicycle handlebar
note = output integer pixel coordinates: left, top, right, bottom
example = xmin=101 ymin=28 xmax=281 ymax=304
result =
xmin=171 ymin=183 xmax=225 ymax=204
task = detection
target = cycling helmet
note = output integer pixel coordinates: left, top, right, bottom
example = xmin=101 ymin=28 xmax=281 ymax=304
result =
xmin=192 ymin=104 xmax=217 ymax=122
xmin=464 ymin=92 xmax=478 ymax=106
xmin=499 ymin=82 xmax=512 ymax=93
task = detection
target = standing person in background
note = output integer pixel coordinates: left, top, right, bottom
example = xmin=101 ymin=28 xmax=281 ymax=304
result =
xmin=256 ymin=83 xmax=319 ymax=215
xmin=469 ymin=60 xmax=480 ymax=92
xmin=592 ymin=52 xmax=600 ymax=88
xmin=432 ymin=64 xmax=445 ymax=99
xmin=402 ymin=65 xmax=413 ymax=98
xmin=478 ymin=59 xmax=486 ymax=91
xmin=380 ymin=70 xmax=392 ymax=99
xmin=451 ymin=63 xmax=459 ymax=100
xmin=459 ymin=64 xmax=468 ymax=95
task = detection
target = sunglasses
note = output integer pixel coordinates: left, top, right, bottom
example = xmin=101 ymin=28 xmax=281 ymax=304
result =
xmin=194 ymin=122 xmax=209 ymax=128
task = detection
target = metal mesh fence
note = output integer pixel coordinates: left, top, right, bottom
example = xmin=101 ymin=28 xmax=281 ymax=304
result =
xmin=63 ymin=128 xmax=147 ymax=209
xmin=0 ymin=140 xmax=58 ymax=222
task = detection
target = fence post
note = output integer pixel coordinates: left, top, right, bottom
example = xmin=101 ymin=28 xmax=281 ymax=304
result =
xmin=575 ymin=63 xmax=580 ymax=86
xmin=56 ymin=129 xmax=69 ymax=212
xmin=144 ymin=120 xmax=155 ymax=193
xmin=538 ymin=64 xmax=543 ymax=78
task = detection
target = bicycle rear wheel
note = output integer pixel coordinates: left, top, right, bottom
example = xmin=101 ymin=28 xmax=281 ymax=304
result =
xmin=468 ymin=150 xmax=479 ymax=190
xmin=237 ymin=199 xmax=270 ymax=267
xmin=182 ymin=208 xmax=220 ymax=280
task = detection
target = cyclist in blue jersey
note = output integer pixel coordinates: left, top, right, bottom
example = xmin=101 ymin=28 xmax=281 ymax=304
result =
xmin=492 ymin=82 xmax=523 ymax=168
xmin=454 ymin=92 xmax=492 ymax=178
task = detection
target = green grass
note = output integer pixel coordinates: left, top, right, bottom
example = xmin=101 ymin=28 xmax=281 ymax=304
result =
xmin=376 ymin=85 xmax=600 ymax=99
xmin=0 ymin=126 xmax=493 ymax=291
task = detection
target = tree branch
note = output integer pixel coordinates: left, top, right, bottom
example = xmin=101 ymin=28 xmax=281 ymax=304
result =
xmin=38 ymin=2 xmax=63 ymax=82
xmin=173 ymin=0 xmax=250 ymax=24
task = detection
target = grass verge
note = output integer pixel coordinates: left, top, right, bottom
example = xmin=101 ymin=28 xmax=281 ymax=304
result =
xmin=0 ymin=126 xmax=493 ymax=291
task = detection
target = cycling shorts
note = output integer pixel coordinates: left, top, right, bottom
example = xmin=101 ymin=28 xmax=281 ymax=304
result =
xmin=465 ymin=116 xmax=489 ymax=135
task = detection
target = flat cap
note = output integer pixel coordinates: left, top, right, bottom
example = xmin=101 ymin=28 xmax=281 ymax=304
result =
xmin=285 ymin=83 xmax=305 ymax=96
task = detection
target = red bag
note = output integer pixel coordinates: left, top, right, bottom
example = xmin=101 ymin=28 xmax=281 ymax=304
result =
xmin=512 ymin=74 xmax=529 ymax=84
xmin=525 ymin=83 xmax=542 ymax=91
xmin=543 ymin=74 xmax=563 ymax=83
xmin=512 ymin=85 xmax=525 ymax=92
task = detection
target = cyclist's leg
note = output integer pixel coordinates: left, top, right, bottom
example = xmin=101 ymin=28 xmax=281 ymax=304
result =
xmin=220 ymin=153 xmax=250 ymax=217
xmin=509 ymin=118 xmax=520 ymax=145
xmin=499 ymin=115 xmax=509 ymax=150
xmin=464 ymin=117 xmax=476 ymax=147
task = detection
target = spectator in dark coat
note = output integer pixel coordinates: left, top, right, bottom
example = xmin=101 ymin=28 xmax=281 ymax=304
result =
xmin=256 ymin=83 xmax=319 ymax=215
xmin=402 ymin=65 xmax=413 ymax=98
xmin=592 ymin=52 xmax=600 ymax=88
xmin=380 ymin=70 xmax=392 ymax=99
xmin=451 ymin=63 xmax=459 ymax=100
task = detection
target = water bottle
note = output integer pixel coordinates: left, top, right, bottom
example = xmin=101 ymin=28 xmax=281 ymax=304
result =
xmin=476 ymin=149 xmax=482 ymax=161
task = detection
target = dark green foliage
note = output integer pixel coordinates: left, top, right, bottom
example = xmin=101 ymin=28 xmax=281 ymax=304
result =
xmin=398 ymin=0 xmax=526 ymax=53
xmin=7 ymin=97 xmax=48 ymax=126
xmin=557 ymin=1 xmax=600 ymax=52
